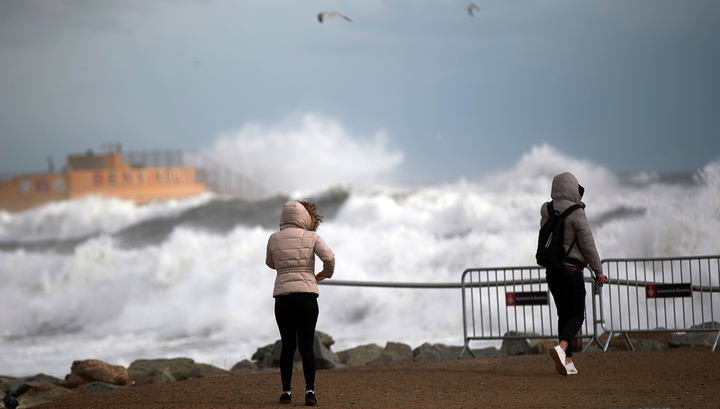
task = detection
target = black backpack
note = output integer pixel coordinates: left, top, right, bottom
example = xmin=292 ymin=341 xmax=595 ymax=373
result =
xmin=536 ymin=201 xmax=582 ymax=268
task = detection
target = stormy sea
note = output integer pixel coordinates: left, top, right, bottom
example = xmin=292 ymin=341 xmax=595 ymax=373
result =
xmin=1 ymin=146 xmax=719 ymax=378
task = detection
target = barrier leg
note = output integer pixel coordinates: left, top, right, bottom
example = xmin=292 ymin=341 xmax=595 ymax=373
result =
xmin=712 ymin=330 xmax=720 ymax=352
xmin=623 ymin=333 xmax=635 ymax=351
xmin=459 ymin=340 xmax=477 ymax=359
xmin=600 ymin=331 xmax=613 ymax=352
xmin=582 ymin=338 xmax=595 ymax=352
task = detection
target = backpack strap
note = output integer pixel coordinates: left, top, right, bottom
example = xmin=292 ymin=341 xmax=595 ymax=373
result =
xmin=548 ymin=201 xmax=582 ymax=218
xmin=566 ymin=237 xmax=578 ymax=259
xmin=559 ymin=203 xmax=582 ymax=218
xmin=554 ymin=202 xmax=583 ymax=260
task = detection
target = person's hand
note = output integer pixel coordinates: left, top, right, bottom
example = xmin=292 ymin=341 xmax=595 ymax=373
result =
xmin=596 ymin=274 xmax=607 ymax=284
xmin=315 ymin=273 xmax=326 ymax=282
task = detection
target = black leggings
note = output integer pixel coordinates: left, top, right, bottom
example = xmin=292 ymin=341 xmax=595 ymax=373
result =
xmin=546 ymin=268 xmax=586 ymax=357
xmin=274 ymin=293 xmax=319 ymax=391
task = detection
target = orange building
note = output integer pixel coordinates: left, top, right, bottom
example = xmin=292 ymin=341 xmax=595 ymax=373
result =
xmin=0 ymin=148 xmax=206 ymax=213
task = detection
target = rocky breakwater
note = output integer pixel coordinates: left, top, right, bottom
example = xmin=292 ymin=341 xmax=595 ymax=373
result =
xmin=2 ymin=324 xmax=718 ymax=408
xmin=245 ymin=330 xmax=504 ymax=373
xmin=0 ymin=357 xmax=234 ymax=408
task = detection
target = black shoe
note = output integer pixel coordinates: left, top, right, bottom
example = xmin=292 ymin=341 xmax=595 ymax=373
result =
xmin=305 ymin=391 xmax=317 ymax=406
xmin=279 ymin=393 xmax=292 ymax=404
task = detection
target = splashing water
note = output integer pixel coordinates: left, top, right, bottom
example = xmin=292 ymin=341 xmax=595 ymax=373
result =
xmin=0 ymin=146 xmax=718 ymax=377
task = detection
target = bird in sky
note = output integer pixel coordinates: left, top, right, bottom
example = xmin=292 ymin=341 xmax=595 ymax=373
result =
xmin=467 ymin=2 xmax=479 ymax=17
xmin=317 ymin=12 xmax=352 ymax=23
xmin=3 ymin=394 xmax=19 ymax=409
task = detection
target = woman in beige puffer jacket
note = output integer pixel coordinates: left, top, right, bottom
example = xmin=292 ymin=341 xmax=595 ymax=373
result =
xmin=266 ymin=200 xmax=335 ymax=406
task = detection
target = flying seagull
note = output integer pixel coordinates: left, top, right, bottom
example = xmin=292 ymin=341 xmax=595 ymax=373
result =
xmin=317 ymin=12 xmax=352 ymax=23
xmin=467 ymin=2 xmax=479 ymax=17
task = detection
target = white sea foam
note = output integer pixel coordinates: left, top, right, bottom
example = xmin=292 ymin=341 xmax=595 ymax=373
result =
xmin=0 ymin=193 xmax=215 ymax=243
xmin=1 ymin=146 xmax=719 ymax=378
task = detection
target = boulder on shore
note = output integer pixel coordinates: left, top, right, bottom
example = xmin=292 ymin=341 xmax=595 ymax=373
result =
xmin=414 ymin=343 xmax=502 ymax=360
xmin=65 ymin=359 xmax=129 ymax=388
xmin=529 ymin=339 xmax=557 ymax=355
xmin=413 ymin=343 xmax=462 ymax=361
xmin=336 ymin=344 xmax=384 ymax=367
xmin=500 ymin=331 xmax=542 ymax=356
xmin=315 ymin=331 xmax=335 ymax=349
xmin=314 ymin=334 xmax=339 ymax=369
xmin=128 ymin=358 xmax=195 ymax=385
xmin=17 ymin=382 xmax=72 ymax=408
xmin=251 ymin=342 xmax=276 ymax=367
xmin=231 ymin=360 xmax=258 ymax=374
xmin=368 ymin=342 xmax=413 ymax=365
xmin=669 ymin=321 xmax=720 ymax=348
xmin=186 ymin=364 xmax=231 ymax=380
xmin=3 ymin=374 xmax=67 ymax=397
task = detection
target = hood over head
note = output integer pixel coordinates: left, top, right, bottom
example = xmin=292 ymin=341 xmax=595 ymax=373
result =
xmin=279 ymin=201 xmax=313 ymax=230
xmin=551 ymin=172 xmax=585 ymax=206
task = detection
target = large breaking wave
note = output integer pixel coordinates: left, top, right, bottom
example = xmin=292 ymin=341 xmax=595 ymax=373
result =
xmin=1 ymin=144 xmax=718 ymax=377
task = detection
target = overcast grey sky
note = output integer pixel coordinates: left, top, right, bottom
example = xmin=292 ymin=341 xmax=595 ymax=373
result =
xmin=1 ymin=0 xmax=719 ymax=187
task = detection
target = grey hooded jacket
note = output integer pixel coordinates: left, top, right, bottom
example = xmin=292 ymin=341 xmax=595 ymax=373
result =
xmin=540 ymin=172 xmax=603 ymax=275
xmin=266 ymin=201 xmax=335 ymax=297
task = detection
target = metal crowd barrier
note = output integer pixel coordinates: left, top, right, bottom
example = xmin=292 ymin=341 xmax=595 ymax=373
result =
xmin=459 ymin=266 xmax=599 ymax=358
xmin=318 ymin=255 xmax=720 ymax=358
xmin=460 ymin=255 xmax=720 ymax=356
xmin=596 ymin=255 xmax=720 ymax=351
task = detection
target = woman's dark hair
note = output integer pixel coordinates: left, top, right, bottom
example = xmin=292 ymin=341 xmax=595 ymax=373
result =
xmin=299 ymin=199 xmax=323 ymax=231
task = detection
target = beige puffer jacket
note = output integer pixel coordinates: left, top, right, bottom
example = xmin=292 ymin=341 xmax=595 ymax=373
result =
xmin=266 ymin=201 xmax=335 ymax=297
xmin=540 ymin=172 xmax=603 ymax=275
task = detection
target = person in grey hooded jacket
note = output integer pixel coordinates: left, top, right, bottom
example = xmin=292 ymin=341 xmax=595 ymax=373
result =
xmin=541 ymin=172 xmax=606 ymax=376
xmin=266 ymin=199 xmax=335 ymax=406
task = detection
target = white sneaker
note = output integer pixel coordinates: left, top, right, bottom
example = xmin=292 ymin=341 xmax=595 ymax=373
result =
xmin=549 ymin=345 xmax=568 ymax=375
xmin=565 ymin=361 xmax=578 ymax=375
